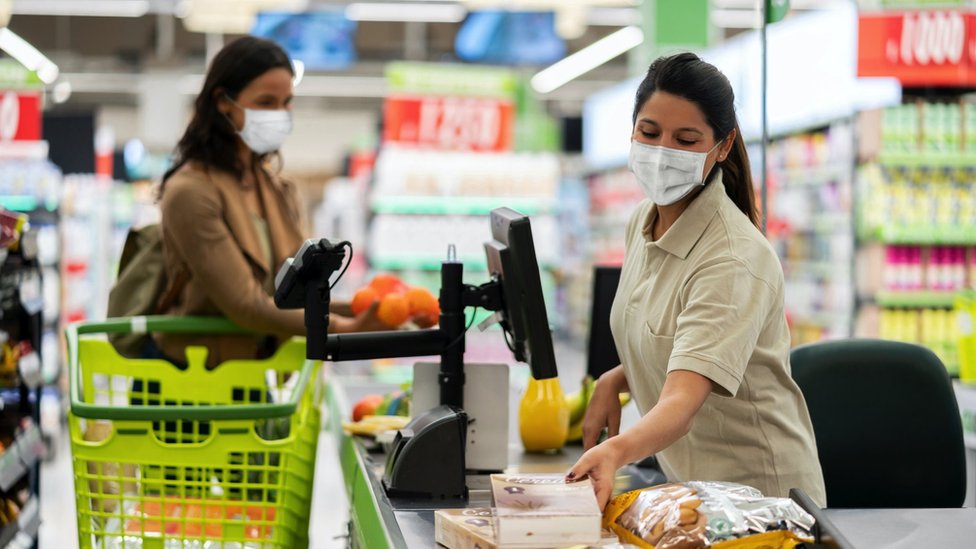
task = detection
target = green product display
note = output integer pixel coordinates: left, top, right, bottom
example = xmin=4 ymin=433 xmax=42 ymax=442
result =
xmin=876 ymin=290 xmax=959 ymax=309
xmin=0 ymin=60 xmax=43 ymax=89
xmin=385 ymin=62 xmax=517 ymax=99
xmin=67 ymin=317 xmax=322 ymax=548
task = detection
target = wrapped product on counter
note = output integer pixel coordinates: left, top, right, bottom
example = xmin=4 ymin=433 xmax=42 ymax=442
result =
xmin=603 ymin=482 xmax=815 ymax=549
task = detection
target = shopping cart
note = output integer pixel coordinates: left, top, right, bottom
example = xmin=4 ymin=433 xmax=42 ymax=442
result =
xmin=66 ymin=316 xmax=322 ymax=548
xmin=958 ymin=291 xmax=976 ymax=382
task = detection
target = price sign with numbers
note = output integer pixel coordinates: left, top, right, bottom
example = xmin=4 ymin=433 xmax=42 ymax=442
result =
xmin=383 ymin=95 xmax=515 ymax=152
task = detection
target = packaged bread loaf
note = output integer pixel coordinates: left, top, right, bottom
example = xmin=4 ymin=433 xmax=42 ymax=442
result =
xmin=602 ymin=482 xmax=815 ymax=549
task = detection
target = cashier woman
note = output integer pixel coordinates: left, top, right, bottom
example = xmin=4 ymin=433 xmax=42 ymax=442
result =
xmin=152 ymin=37 xmax=388 ymax=366
xmin=567 ymin=53 xmax=826 ymax=510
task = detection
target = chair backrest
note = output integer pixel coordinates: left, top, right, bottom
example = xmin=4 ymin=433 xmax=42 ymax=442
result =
xmin=791 ymin=339 xmax=967 ymax=508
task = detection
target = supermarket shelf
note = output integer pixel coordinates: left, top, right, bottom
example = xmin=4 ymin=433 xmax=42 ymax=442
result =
xmin=0 ymin=497 xmax=38 ymax=549
xmin=788 ymin=310 xmax=851 ymax=329
xmin=371 ymin=257 xmax=555 ymax=272
xmin=877 ymin=151 xmax=976 ymax=168
xmin=772 ymin=164 xmax=851 ymax=187
xmin=0 ymin=197 xmax=57 ymax=214
xmin=869 ymin=225 xmax=976 ymax=245
xmin=781 ymin=259 xmax=846 ymax=278
xmin=876 ymin=290 xmax=959 ymax=309
xmin=371 ymin=257 xmax=489 ymax=272
xmin=0 ymin=423 xmax=44 ymax=492
xmin=371 ymin=196 xmax=554 ymax=216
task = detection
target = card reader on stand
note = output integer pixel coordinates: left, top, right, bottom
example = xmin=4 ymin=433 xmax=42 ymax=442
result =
xmin=274 ymin=239 xmax=508 ymax=499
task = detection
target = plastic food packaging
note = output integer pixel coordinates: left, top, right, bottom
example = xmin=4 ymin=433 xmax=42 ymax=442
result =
xmin=603 ymin=482 xmax=815 ymax=549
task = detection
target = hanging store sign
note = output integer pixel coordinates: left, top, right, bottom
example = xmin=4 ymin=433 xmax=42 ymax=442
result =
xmin=386 ymin=62 xmax=518 ymax=99
xmin=858 ymin=10 xmax=976 ymax=86
xmin=383 ymin=95 xmax=515 ymax=151
xmin=0 ymin=91 xmax=41 ymax=142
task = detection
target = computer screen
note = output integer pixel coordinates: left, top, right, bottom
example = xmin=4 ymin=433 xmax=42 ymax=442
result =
xmin=484 ymin=208 xmax=558 ymax=380
xmin=251 ymin=10 xmax=356 ymax=70
xmin=587 ymin=266 xmax=622 ymax=379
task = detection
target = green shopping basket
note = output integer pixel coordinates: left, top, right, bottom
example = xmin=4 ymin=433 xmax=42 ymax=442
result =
xmin=67 ymin=316 xmax=322 ymax=548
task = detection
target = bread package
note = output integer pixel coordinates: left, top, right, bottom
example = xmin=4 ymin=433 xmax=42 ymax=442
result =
xmin=602 ymin=482 xmax=815 ymax=549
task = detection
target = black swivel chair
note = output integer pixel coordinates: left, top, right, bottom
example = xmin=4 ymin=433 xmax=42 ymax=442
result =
xmin=790 ymin=339 xmax=967 ymax=508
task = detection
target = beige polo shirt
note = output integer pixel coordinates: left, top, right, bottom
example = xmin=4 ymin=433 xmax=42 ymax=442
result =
xmin=610 ymin=171 xmax=826 ymax=506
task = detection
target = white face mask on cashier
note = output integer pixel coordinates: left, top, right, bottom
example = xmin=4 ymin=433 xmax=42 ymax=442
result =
xmin=628 ymin=139 xmax=723 ymax=206
xmin=225 ymin=95 xmax=293 ymax=154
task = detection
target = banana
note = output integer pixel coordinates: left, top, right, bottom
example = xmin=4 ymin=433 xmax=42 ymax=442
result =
xmin=565 ymin=375 xmax=594 ymax=425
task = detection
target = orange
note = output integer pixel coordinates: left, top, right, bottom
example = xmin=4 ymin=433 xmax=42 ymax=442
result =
xmin=377 ymin=293 xmax=410 ymax=328
xmin=406 ymin=287 xmax=440 ymax=327
xmin=351 ymin=286 xmax=380 ymax=315
xmin=369 ymin=273 xmax=407 ymax=297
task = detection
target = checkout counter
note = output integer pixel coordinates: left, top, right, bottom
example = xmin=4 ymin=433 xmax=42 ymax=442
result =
xmin=323 ymin=362 xmax=976 ymax=549
xmin=275 ymin=224 xmax=976 ymax=548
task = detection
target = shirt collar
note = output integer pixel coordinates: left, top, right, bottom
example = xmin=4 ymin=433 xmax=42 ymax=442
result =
xmin=642 ymin=169 xmax=726 ymax=259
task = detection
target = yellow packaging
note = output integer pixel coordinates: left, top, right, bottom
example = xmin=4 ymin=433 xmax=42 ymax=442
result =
xmin=602 ymin=482 xmax=814 ymax=549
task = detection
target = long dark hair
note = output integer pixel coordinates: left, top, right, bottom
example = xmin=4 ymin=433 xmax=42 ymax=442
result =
xmin=160 ymin=36 xmax=293 ymax=193
xmin=632 ymin=52 xmax=759 ymax=228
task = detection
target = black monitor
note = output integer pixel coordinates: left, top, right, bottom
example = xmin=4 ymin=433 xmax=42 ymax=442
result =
xmin=587 ymin=265 xmax=622 ymax=379
xmin=484 ymin=208 xmax=558 ymax=380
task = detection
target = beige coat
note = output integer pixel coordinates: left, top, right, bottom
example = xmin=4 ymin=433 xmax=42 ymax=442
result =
xmin=155 ymin=161 xmax=306 ymax=366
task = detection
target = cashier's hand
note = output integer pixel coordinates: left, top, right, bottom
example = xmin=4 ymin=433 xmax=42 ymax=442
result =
xmin=581 ymin=367 xmax=626 ymax=451
xmin=566 ymin=437 xmax=624 ymax=511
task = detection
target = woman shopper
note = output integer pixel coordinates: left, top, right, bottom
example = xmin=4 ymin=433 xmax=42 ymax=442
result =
xmin=153 ymin=36 xmax=386 ymax=367
xmin=566 ymin=52 xmax=826 ymax=510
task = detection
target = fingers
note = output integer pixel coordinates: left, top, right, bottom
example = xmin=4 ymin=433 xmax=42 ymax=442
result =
xmin=581 ymin=419 xmax=602 ymax=451
xmin=596 ymin=480 xmax=613 ymax=511
xmin=565 ymin=453 xmax=593 ymax=484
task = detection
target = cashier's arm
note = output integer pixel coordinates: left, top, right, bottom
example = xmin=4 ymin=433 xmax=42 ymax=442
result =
xmin=567 ymin=370 xmax=713 ymax=509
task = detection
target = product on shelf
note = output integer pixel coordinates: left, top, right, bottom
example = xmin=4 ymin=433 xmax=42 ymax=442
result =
xmin=761 ymin=124 xmax=856 ymax=345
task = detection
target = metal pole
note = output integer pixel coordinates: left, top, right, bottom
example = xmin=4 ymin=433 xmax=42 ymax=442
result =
xmin=761 ymin=2 xmax=769 ymax=235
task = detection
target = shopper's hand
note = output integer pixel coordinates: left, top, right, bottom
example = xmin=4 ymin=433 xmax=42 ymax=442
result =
xmin=581 ymin=368 xmax=625 ymax=451
xmin=566 ymin=438 xmax=624 ymax=511
xmin=329 ymin=303 xmax=393 ymax=333
xmin=329 ymin=300 xmax=354 ymax=317
xmin=349 ymin=301 xmax=395 ymax=332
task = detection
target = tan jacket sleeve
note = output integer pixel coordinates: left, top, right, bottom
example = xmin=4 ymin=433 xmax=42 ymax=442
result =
xmin=161 ymin=176 xmax=306 ymax=336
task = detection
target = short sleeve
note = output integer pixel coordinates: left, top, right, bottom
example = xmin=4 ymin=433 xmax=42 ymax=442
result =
xmin=667 ymin=258 xmax=776 ymax=397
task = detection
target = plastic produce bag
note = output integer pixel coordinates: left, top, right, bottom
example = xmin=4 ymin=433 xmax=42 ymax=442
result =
xmin=603 ymin=482 xmax=815 ymax=549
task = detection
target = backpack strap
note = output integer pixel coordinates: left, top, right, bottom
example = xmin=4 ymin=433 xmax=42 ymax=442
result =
xmin=154 ymin=266 xmax=189 ymax=314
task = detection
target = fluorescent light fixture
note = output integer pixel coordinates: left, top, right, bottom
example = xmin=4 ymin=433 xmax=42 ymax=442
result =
xmin=52 ymin=80 xmax=72 ymax=103
xmin=587 ymin=7 xmax=640 ymax=27
xmin=531 ymin=25 xmax=642 ymax=94
xmin=0 ymin=28 xmax=60 ymax=84
xmin=11 ymin=0 xmax=150 ymax=17
xmin=292 ymin=59 xmax=305 ymax=87
xmin=345 ymin=2 xmax=466 ymax=23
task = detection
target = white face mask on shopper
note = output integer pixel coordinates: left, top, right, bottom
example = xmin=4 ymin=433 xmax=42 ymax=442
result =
xmin=628 ymin=139 xmax=723 ymax=206
xmin=225 ymin=95 xmax=293 ymax=154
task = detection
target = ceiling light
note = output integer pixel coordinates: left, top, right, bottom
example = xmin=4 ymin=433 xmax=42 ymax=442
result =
xmin=531 ymin=25 xmax=642 ymax=94
xmin=345 ymin=2 xmax=467 ymax=23
xmin=52 ymin=80 xmax=72 ymax=103
xmin=11 ymin=0 xmax=150 ymax=17
xmin=0 ymin=28 xmax=60 ymax=84
xmin=292 ymin=59 xmax=305 ymax=87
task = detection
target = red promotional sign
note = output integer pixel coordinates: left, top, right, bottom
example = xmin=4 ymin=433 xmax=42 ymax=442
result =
xmin=858 ymin=10 xmax=976 ymax=86
xmin=0 ymin=91 xmax=41 ymax=142
xmin=383 ymin=95 xmax=514 ymax=151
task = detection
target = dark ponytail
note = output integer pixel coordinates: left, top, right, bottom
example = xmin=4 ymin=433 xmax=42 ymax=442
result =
xmin=633 ymin=53 xmax=760 ymax=229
